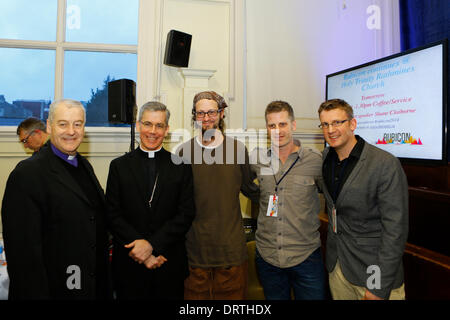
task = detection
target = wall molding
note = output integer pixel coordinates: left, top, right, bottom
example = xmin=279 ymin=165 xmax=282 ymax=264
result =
xmin=0 ymin=126 xmax=131 ymax=158
xmin=155 ymin=0 xmax=236 ymax=98
xmin=0 ymin=126 xmax=324 ymax=157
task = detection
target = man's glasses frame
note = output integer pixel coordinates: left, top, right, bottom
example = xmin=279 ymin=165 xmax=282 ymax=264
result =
xmin=318 ymin=119 xmax=350 ymax=129
xmin=193 ymin=108 xmax=223 ymax=119
xmin=20 ymin=130 xmax=36 ymax=144
xmin=139 ymin=121 xmax=167 ymax=131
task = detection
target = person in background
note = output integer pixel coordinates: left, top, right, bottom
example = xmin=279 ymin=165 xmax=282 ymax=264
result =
xmin=250 ymin=100 xmax=326 ymax=300
xmin=318 ymin=98 xmax=408 ymax=300
xmin=2 ymin=99 xmax=111 ymax=299
xmin=106 ymin=101 xmax=195 ymax=299
xmin=176 ymin=91 xmax=259 ymax=300
xmin=16 ymin=117 xmax=49 ymax=153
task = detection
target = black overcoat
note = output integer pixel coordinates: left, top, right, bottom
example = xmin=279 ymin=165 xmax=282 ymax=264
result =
xmin=105 ymin=147 xmax=195 ymax=299
xmin=1 ymin=142 xmax=111 ymax=299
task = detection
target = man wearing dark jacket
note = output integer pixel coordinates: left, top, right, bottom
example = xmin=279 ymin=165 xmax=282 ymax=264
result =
xmin=106 ymin=101 xmax=195 ymax=299
xmin=318 ymin=99 xmax=408 ymax=300
xmin=1 ymin=99 xmax=111 ymax=299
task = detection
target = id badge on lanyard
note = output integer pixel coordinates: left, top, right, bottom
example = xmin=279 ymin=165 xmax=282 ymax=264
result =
xmin=266 ymin=155 xmax=299 ymax=218
xmin=266 ymin=194 xmax=279 ymax=217
xmin=332 ymin=205 xmax=337 ymax=233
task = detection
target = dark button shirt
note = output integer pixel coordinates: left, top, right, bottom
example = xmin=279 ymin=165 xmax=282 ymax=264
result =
xmin=137 ymin=147 xmax=158 ymax=197
xmin=323 ymin=135 xmax=365 ymax=203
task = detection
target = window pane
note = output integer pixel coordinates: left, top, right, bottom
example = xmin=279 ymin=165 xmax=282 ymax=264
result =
xmin=66 ymin=0 xmax=139 ymax=45
xmin=0 ymin=48 xmax=55 ymax=125
xmin=0 ymin=0 xmax=57 ymax=41
xmin=64 ymin=50 xmax=137 ymax=126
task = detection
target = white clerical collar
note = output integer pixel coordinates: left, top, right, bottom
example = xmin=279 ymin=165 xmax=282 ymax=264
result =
xmin=139 ymin=145 xmax=162 ymax=158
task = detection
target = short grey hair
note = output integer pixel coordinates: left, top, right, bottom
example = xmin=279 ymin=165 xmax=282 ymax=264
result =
xmin=48 ymin=99 xmax=85 ymax=123
xmin=17 ymin=117 xmax=47 ymax=135
xmin=138 ymin=101 xmax=171 ymax=125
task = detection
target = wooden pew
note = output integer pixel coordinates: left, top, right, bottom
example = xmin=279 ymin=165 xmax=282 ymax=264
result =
xmin=319 ymin=213 xmax=450 ymax=300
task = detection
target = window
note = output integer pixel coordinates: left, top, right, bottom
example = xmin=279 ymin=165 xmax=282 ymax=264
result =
xmin=0 ymin=0 xmax=139 ymax=127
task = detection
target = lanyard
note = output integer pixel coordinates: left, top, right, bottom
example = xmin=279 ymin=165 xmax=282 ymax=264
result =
xmin=331 ymin=156 xmax=349 ymax=202
xmin=148 ymin=174 xmax=159 ymax=208
xmin=272 ymin=155 xmax=300 ymax=194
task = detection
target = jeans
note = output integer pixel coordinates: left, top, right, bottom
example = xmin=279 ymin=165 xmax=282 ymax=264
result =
xmin=255 ymin=247 xmax=326 ymax=300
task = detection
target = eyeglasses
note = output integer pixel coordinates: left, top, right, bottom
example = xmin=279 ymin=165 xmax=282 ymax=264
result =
xmin=318 ymin=119 xmax=349 ymax=129
xmin=193 ymin=108 xmax=223 ymax=118
xmin=139 ymin=121 xmax=166 ymax=130
xmin=19 ymin=130 xmax=36 ymax=144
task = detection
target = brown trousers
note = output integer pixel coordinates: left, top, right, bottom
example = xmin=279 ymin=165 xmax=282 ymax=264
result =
xmin=184 ymin=262 xmax=248 ymax=300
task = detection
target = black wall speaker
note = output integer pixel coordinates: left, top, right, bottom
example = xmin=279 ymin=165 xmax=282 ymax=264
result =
xmin=108 ymin=79 xmax=136 ymax=124
xmin=164 ymin=30 xmax=192 ymax=68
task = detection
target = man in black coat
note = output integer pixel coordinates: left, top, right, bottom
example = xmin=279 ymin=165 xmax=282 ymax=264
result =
xmin=1 ymin=99 xmax=111 ymax=299
xmin=105 ymin=101 xmax=195 ymax=299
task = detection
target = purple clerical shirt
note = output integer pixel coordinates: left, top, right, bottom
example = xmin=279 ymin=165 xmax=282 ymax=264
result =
xmin=50 ymin=142 xmax=78 ymax=167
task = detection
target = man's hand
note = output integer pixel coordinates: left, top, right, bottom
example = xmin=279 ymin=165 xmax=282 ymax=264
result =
xmin=124 ymin=239 xmax=153 ymax=263
xmin=362 ymin=289 xmax=383 ymax=300
xmin=144 ymin=255 xmax=168 ymax=270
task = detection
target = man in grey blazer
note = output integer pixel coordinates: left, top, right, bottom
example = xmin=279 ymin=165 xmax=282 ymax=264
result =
xmin=317 ymin=99 xmax=408 ymax=300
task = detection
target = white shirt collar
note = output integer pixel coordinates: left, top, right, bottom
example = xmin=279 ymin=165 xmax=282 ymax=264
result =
xmin=139 ymin=145 xmax=162 ymax=158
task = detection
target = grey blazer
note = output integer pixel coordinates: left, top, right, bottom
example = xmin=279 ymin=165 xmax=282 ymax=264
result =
xmin=322 ymin=140 xmax=409 ymax=299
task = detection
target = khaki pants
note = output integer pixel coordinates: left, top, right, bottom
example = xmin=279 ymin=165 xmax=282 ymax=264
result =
xmin=329 ymin=260 xmax=405 ymax=300
xmin=184 ymin=262 xmax=248 ymax=300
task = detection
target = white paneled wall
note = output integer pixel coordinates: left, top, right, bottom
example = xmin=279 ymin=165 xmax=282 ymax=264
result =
xmin=245 ymin=0 xmax=400 ymax=130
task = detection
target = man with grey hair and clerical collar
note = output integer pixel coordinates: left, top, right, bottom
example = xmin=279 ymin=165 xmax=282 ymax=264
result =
xmin=2 ymin=99 xmax=111 ymax=299
xmin=105 ymin=101 xmax=195 ymax=299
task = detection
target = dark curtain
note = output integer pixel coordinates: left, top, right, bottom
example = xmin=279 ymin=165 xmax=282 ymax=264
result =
xmin=400 ymin=0 xmax=450 ymax=50
xmin=399 ymin=0 xmax=450 ymax=160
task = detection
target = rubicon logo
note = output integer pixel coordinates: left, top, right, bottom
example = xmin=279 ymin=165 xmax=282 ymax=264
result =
xmin=376 ymin=132 xmax=423 ymax=145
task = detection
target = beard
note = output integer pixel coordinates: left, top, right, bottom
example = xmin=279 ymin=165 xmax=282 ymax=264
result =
xmin=202 ymin=127 xmax=220 ymax=143
xmin=193 ymin=120 xmax=222 ymax=143
xmin=201 ymin=123 xmax=219 ymax=135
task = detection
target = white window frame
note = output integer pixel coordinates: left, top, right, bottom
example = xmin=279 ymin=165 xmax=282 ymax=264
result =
xmin=0 ymin=0 xmax=156 ymax=137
